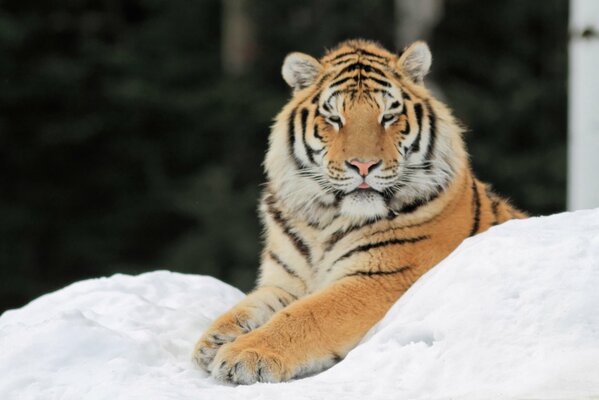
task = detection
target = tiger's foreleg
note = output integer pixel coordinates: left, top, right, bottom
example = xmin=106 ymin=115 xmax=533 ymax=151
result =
xmin=211 ymin=274 xmax=406 ymax=384
xmin=192 ymin=285 xmax=299 ymax=372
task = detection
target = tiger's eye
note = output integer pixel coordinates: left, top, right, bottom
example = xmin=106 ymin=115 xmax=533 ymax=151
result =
xmin=327 ymin=115 xmax=342 ymax=127
xmin=381 ymin=114 xmax=396 ymax=124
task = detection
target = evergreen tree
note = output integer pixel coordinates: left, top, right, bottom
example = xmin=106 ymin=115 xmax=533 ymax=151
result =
xmin=0 ymin=0 xmax=567 ymax=312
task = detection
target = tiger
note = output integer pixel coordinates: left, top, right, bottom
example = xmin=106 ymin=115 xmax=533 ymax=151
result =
xmin=192 ymin=39 xmax=526 ymax=384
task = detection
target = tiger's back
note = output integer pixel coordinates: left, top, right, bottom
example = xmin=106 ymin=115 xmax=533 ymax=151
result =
xmin=193 ymin=39 xmax=526 ymax=384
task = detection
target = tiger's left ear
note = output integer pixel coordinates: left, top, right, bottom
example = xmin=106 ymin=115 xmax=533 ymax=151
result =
xmin=282 ymin=52 xmax=322 ymax=92
xmin=397 ymin=41 xmax=432 ymax=85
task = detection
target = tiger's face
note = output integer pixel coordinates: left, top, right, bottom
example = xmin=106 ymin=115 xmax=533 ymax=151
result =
xmin=267 ymin=40 xmax=464 ymax=223
xmin=313 ymin=83 xmax=413 ymax=215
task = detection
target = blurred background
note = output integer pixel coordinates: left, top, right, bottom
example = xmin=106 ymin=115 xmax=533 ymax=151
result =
xmin=0 ymin=0 xmax=569 ymax=312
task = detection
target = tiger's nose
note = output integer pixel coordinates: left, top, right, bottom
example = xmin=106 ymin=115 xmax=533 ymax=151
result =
xmin=346 ymin=159 xmax=382 ymax=176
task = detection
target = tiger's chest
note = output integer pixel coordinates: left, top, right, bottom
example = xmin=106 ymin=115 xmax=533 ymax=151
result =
xmin=272 ymin=200 xmax=475 ymax=295
xmin=286 ymin=216 xmax=407 ymax=292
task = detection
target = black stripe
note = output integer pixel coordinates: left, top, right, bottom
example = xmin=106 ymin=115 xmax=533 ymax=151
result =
xmin=311 ymin=92 xmax=321 ymax=104
xmin=409 ymin=103 xmax=424 ymax=153
xmin=275 ymin=296 xmax=288 ymax=308
xmin=491 ymin=199 xmax=500 ymax=225
xmin=300 ymin=108 xmax=308 ymax=137
xmin=469 ymin=177 xmax=481 ymax=236
xmin=269 ymin=251 xmax=306 ymax=284
xmin=323 ymin=217 xmax=380 ymax=252
xmin=387 ymin=184 xmax=444 ymax=217
xmin=273 ymin=286 xmax=298 ymax=300
xmin=364 ymin=75 xmax=391 ymax=87
xmin=389 ymin=69 xmax=403 ymax=80
xmin=360 ymin=63 xmax=387 ymax=77
xmin=300 ymin=108 xmax=317 ymax=165
xmin=485 ymin=186 xmax=500 ymax=226
xmin=329 ymin=49 xmax=387 ymax=63
xmin=390 ymin=101 xmax=400 ymax=109
xmin=265 ymin=197 xmax=312 ymax=263
xmin=400 ymin=116 xmax=411 ymax=136
xmin=313 ymin=72 xmax=332 ymax=92
xmin=332 ymin=62 xmax=387 ymax=81
xmin=356 ymin=48 xmax=388 ymax=60
xmin=324 ymin=227 xmax=355 ymax=252
xmin=304 ymin=146 xmax=322 ymax=165
xmin=313 ymin=124 xmax=323 ymax=141
xmin=288 ymin=108 xmax=296 ymax=155
xmin=331 ymin=57 xmax=358 ymax=66
xmin=414 ymin=103 xmax=423 ymax=127
xmin=329 ymin=75 xmax=357 ymax=88
xmin=345 ymin=265 xmax=412 ymax=279
xmin=265 ymin=302 xmax=275 ymax=313
xmin=332 ymin=235 xmax=430 ymax=267
xmin=334 ymin=62 xmax=363 ymax=77
xmin=332 ymin=56 xmax=390 ymax=69
xmin=329 ymin=51 xmax=357 ymax=62
xmin=374 ymin=216 xmax=440 ymax=237
xmin=423 ymin=100 xmax=437 ymax=169
xmin=234 ymin=316 xmax=252 ymax=333
xmin=288 ymin=108 xmax=305 ymax=170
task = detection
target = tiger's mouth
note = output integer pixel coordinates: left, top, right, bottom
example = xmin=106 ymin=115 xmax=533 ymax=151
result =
xmin=327 ymin=173 xmax=399 ymax=202
xmin=344 ymin=188 xmax=385 ymax=201
xmin=348 ymin=187 xmax=378 ymax=194
xmin=343 ymin=185 xmax=398 ymax=203
xmin=337 ymin=186 xmax=390 ymax=219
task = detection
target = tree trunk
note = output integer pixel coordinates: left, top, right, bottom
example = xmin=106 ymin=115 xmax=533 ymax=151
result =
xmin=568 ymin=0 xmax=599 ymax=210
xmin=394 ymin=0 xmax=444 ymax=47
xmin=222 ymin=0 xmax=256 ymax=77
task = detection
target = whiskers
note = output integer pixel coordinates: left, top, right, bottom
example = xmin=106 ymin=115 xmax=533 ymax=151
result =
xmin=402 ymin=160 xmax=453 ymax=187
xmin=372 ymin=158 xmax=454 ymax=203
xmin=273 ymin=167 xmax=341 ymax=216
xmin=295 ymin=168 xmax=337 ymax=195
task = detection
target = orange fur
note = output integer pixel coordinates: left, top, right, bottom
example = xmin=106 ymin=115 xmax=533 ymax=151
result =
xmin=192 ymin=39 xmax=526 ymax=384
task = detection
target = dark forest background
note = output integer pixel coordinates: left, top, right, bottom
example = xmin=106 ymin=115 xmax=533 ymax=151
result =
xmin=0 ymin=0 xmax=567 ymax=312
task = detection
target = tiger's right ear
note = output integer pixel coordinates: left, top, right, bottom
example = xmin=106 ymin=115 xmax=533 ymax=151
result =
xmin=282 ymin=52 xmax=322 ymax=92
xmin=397 ymin=41 xmax=432 ymax=85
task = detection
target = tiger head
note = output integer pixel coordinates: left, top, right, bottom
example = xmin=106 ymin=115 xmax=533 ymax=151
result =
xmin=265 ymin=40 xmax=467 ymax=224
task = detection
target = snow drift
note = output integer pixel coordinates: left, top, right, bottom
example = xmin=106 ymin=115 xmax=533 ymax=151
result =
xmin=1 ymin=209 xmax=599 ymax=399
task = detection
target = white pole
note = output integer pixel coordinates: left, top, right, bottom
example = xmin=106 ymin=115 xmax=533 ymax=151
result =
xmin=569 ymin=0 xmax=599 ymax=210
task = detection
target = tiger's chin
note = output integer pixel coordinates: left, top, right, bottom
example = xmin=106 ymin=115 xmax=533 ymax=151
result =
xmin=339 ymin=189 xmax=388 ymax=220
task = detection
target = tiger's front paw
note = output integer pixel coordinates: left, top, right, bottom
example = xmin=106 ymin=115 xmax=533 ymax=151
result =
xmin=192 ymin=315 xmax=253 ymax=372
xmin=193 ymin=331 xmax=235 ymax=372
xmin=211 ymin=337 xmax=291 ymax=384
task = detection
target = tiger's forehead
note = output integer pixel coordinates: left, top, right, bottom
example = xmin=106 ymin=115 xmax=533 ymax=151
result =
xmin=320 ymin=40 xmax=396 ymax=65
xmin=317 ymin=41 xmax=403 ymax=107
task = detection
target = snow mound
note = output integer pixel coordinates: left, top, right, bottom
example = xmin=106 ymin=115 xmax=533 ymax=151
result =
xmin=1 ymin=209 xmax=599 ymax=400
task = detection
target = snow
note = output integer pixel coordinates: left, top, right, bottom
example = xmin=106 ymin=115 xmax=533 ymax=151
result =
xmin=1 ymin=209 xmax=599 ymax=400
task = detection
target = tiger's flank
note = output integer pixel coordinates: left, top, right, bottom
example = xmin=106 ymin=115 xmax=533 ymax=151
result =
xmin=192 ymin=39 xmax=526 ymax=384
